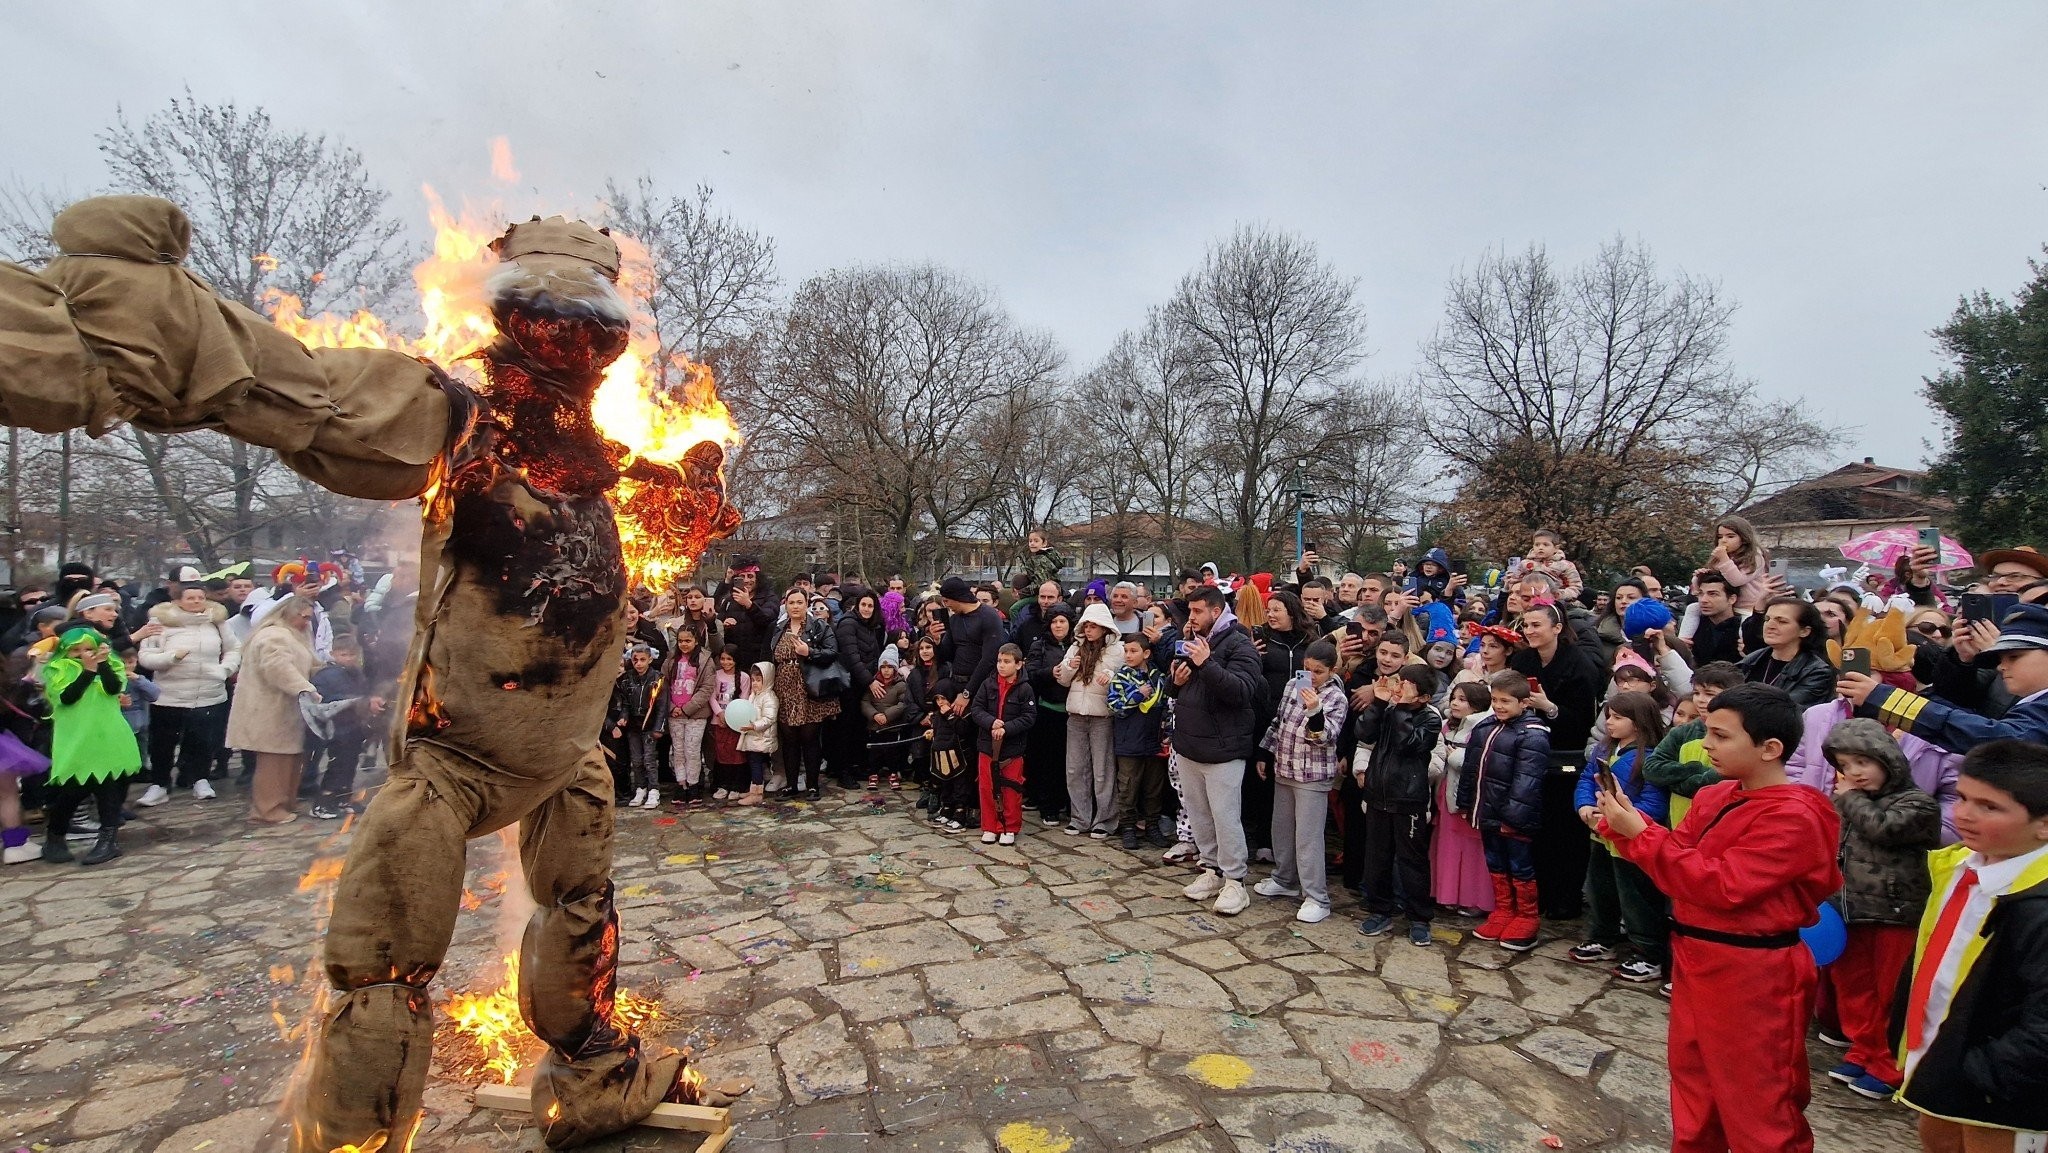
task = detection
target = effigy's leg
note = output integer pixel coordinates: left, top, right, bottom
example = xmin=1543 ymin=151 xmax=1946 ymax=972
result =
xmin=294 ymin=761 xmax=477 ymax=1152
xmin=517 ymin=750 xmax=683 ymax=1148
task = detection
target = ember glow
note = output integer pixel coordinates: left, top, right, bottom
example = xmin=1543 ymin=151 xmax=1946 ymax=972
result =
xmin=269 ymin=182 xmax=743 ymax=586
xmin=436 ymin=951 xmax=664 ymax=1085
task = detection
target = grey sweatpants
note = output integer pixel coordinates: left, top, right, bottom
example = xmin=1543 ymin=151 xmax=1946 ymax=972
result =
xmin=1176 ymin=754 xmax=1248 ymax=881
xmin=1270 ymin=777 xmax=1335 ymax=907
xmin=1065 ymin=713 xmax=1117 ymax=833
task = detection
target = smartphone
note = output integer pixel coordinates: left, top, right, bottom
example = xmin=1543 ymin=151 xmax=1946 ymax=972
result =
xmin=1768 ymin=558 xmax=1790 ymax=578
xmin=1174 ymin=640 xmax=1192 ymax=657
xmin=1918 ymin=526 xmax=1943 ymax=554
xmin=1630 ymin=635 xmax=1659 ymax=663
xmin=1595 ymin=762 xmax=1619 ymax=795
xmin=1347 ymin=620 xmax=1366 ymax=639
xmin=1840 ymin=647 xmax=1872 ymax=676
xmin=1527 ymin=677 xmax=1542 ymax=693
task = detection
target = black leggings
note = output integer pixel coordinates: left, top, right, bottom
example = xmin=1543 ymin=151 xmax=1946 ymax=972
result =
xmin=46 ymin=776 xmax=127 ymax=835
xmin=781 ymin=722 xmax=823 ymax=789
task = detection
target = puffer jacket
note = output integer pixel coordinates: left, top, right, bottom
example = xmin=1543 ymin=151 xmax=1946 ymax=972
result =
xmin=834 ymin=594 xmax=886 ymax=694
xmin=1165 ymin=615 xmax=1266 ymax=764
xmin=1056 ymin=636 xmax=1125 ymax=718
xmin=136 ymin=601 xmax=241 ymax=708
xmin=1826 ymin=717 xmax=1940 ymax=926
xmin=1455 ymin=711 xmax=1551 ymax=835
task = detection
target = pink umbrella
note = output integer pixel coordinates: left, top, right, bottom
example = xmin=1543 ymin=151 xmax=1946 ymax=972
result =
xmin=1838 ymin=527 xmax=1974 ymax=572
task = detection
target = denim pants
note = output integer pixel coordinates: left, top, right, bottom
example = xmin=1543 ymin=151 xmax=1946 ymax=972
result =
xmin=1481 ymin=828 xmax=1536 ymax=880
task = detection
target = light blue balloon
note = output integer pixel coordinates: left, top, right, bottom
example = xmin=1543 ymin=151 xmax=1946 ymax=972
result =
xmin=1801 ymin=903 xmax=1848 ymax=967
xmin=723 ymin=698 xmax=757 ymax=732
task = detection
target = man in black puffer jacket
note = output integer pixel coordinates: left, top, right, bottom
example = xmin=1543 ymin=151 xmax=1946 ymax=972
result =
xmin=1165 ymin=585 xmax=1267 ymax=917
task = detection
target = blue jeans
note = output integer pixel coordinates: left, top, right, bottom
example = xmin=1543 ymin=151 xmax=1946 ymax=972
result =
xmin=1481 ymin=829 xmax=1536 ymax=880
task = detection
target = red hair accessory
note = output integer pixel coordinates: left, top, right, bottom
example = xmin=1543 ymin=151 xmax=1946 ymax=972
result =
xmin=1465 ymin=623 xmax=1526 ymax=648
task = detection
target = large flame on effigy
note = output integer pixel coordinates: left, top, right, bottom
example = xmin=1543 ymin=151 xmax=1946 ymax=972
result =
xmin=267 ymin=186 xmax=742 ymax=587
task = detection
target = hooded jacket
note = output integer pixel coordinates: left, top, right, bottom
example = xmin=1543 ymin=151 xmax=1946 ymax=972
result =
xmin=1026 ymin=605 xmax=1075 ymax=711
xmin=1788 ymin=698 xmax=1961 ymax=844
xmin=1108 ymin=661 xmax=1167 ymax=757
xmin=1404 ymin=548 xmax=1454 ymax=599
xmin=1456 ymin=710 xmax=1551 ymax=834
xmin=137 ymin=600 xmax=242 ymax=708
xmin=1822 ymin=718 xmax=1940 ymax=926
xmin=1164 ymin=610 xmax=1266 ymax=764
xmin=1056 ymin=603 xmax=1126 ymax=718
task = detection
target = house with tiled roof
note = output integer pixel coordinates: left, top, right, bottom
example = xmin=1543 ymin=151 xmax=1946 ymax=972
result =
xmin=1733 ymin=458 xmax=1953 ymax=563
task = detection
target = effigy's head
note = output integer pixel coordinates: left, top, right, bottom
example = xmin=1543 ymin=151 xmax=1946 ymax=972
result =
xmin=487 ymin=216 xmax=630 ymax=385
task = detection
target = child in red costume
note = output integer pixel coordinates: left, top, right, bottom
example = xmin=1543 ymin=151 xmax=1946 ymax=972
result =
xmin=1596 ymin=683 xmax=1842 ymax=1153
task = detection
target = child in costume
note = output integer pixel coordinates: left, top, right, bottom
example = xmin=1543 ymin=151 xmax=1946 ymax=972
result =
xmin=39 ymin=627 xmax=143 ymax=865
xmin=1456 ymin=670 xmax=1551 ymax=952
xmin=1430 ymin=681 xmax=1495 ymax=917
xmin=970 ymin=644 xmax=1036 ymax=845
xmin=1818 ymin=718 xmax=1938 ymax=1102
xmin=1895 ymin=739 xmax=2048 ymax=1150
xmin=923 ymin=676 xmax=975 ymax=832
xmin=1596 ymin=683 xmax=1841 ymax=1153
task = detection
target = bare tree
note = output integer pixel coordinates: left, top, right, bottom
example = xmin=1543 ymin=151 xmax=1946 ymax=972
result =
xmin=1079 ymin=323 xmax=1211 ymax=572
xmin=1306 ymin=383 xmax=1431 ymax=572
xmin=602 ymin=178 xmax=780 ymax=373
xmin=89 ymin=93 xmax=416 ymax=560
xmin=1421 ymin=238 xmax=1756 ymax=571
xmin=1163 ymin=226 xmax=1368 ymax=571
xmin=760 ymin=264 xmax=1062 ymax=578
xmin=1709 ymin=397 xmax=1847 ymax=510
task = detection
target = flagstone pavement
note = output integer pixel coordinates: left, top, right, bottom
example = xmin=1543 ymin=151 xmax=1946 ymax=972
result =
xmin=0 ymin=784 xmax=1920 ymax=1151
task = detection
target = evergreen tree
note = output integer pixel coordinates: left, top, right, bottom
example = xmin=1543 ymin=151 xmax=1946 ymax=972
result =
xmin=1924 ymin=254 xmax=2048 ymax=549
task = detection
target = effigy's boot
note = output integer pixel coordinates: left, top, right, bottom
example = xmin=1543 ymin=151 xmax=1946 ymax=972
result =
xmin=516 ymin=755 xmax=684 ymax=1147
xmin=292 ymin=770 xmax=472 ymax=1152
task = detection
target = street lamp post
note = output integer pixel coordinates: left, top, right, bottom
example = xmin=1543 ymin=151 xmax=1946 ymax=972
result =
xmin=1289 ymin=458 xmax=1318 ymax=573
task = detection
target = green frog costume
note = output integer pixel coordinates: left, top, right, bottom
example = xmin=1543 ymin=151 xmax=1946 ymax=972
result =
xmin=38 ymin=627 xmax=141 ymax=865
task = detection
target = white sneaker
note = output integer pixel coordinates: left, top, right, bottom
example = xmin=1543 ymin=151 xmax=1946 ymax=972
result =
xmin=998 ymin=833 xmax=1016 ymax=846
xmin=136 ymin=785 xmax=169 ymax=808
xmin=1184 ymin=870 xmax=1225 ymax=901
xmin=1064 ymin=824 xmax=1084 ymax=836
xmin=628 ymin=789 xmax=647 ymax=808
xmin=1162 ymin=841 xmax=1197 ymax=863
xmin=1296 ymin=900 xmax=1331 ymax=924
xmin=1213 ymin=879 xmax=1251 ymax=916
xmin=1253 ymin=877 xmax=1301 ymax=898
xmin=2 ymin=842 xmax=39 ymax=865
xmin=644 ymin=793 xmax=664 ymax=809
xmin=190 ymin=779 xmax=217 ymax=801
xmin=981 ymin=832 xmax=998 ymax=844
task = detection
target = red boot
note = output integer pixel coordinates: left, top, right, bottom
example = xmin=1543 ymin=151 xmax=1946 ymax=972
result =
xmin=1472 ymin=873 xmax=1515 ymax=941
xmin=1501 ymin=878 xmax=1542 ymax=952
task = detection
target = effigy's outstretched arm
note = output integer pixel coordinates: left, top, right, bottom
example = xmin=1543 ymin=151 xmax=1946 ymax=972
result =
xmin=0 ymin=194 xmax=454 ymax=501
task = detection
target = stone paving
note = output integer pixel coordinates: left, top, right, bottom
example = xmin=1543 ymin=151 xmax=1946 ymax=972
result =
xmin=0 ymin=781 xmax=1921 ymax=1152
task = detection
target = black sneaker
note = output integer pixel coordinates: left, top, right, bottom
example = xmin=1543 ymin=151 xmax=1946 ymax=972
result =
xmin=806 ymin=787 xmax=821 ymax=801
xmin=1120 ymin=828 xmax=1140 ymax=850
xmin=311 ymin=804 xmax=346 ymax=820
xmin=1816 ymin=1027 xmax=1851 ymax=1049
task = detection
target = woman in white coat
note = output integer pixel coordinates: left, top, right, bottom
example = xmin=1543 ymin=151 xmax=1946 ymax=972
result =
xmin=136 ymin=586 xmax=241 ymax=804
xmin=1056 ymin=602 xmax=1126 ymax=838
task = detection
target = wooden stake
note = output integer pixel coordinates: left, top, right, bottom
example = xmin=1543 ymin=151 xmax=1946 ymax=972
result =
xmin=471 ymin=1081 xmax=732 ymax=1139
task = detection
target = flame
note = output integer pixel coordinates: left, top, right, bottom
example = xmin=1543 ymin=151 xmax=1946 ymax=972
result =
xmin=269 ymin=184 xmax=742 ymax=587
xmin=435 ymin=951 xmax=664 ymax=1085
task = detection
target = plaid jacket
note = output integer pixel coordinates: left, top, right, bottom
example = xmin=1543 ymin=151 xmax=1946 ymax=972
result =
xmin=1260 ymin=675 xmax=1351 ymax=784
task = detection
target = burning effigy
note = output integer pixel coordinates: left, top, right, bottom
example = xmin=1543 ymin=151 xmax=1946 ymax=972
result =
xmin=0 ymin=195 xmax=744 ymax=1150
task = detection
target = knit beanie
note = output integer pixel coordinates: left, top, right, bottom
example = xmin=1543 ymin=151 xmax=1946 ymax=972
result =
xmin=1621 ymin=599 xmax=1673 ymax=639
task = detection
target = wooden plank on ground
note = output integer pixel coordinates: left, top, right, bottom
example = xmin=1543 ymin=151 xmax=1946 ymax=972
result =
xmin=470 ymin=1081 xmax=731 ymax=1135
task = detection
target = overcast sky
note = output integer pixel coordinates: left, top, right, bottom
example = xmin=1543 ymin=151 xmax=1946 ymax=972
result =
xmin=7 ymin=3 xmax=2045 ymax=467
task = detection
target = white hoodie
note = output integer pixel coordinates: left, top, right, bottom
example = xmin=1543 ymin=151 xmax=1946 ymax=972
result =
xmin=138 ymin=601 xmax=243 ymax=708
xmin=1055 ymin=603 xmax=1127 ymax=717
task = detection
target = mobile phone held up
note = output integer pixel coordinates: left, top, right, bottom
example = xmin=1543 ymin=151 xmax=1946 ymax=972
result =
xmin=1918 ymin=525 xmax=1943 ymax=557
xmin=1595 ymin=761 xmax=1619 ymax=796
xmin=1840 ymin=647 xmax=1872 ymax=677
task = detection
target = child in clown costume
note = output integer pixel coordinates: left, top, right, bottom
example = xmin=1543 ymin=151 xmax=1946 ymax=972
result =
xmin=39 ymin=627 xmax=142 ymax=865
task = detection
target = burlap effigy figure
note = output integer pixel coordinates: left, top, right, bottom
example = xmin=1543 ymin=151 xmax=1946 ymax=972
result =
xmin=0 ymin=196 xmax=742 ymax=1151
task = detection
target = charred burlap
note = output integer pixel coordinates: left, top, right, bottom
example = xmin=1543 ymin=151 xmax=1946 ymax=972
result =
xmin=0 ymin=196 xmax=690 ymax=1149
xmin=0 ymin=195 xmax=447 ymax=500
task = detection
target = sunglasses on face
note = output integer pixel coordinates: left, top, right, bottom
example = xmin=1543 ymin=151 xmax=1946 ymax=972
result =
xmin=19 ymin=597 xmax=45 ymax=606
xmin=1912 ymin=623 xmax=1952 ymax=637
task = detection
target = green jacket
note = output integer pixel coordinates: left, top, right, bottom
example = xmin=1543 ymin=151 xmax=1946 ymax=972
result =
xmin=1643 ymin=717 xmax=1721 ymax=826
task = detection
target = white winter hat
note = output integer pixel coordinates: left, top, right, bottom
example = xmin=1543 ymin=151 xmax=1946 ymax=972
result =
xmin=1077 ymin=603 xmax=1119 ymax=635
